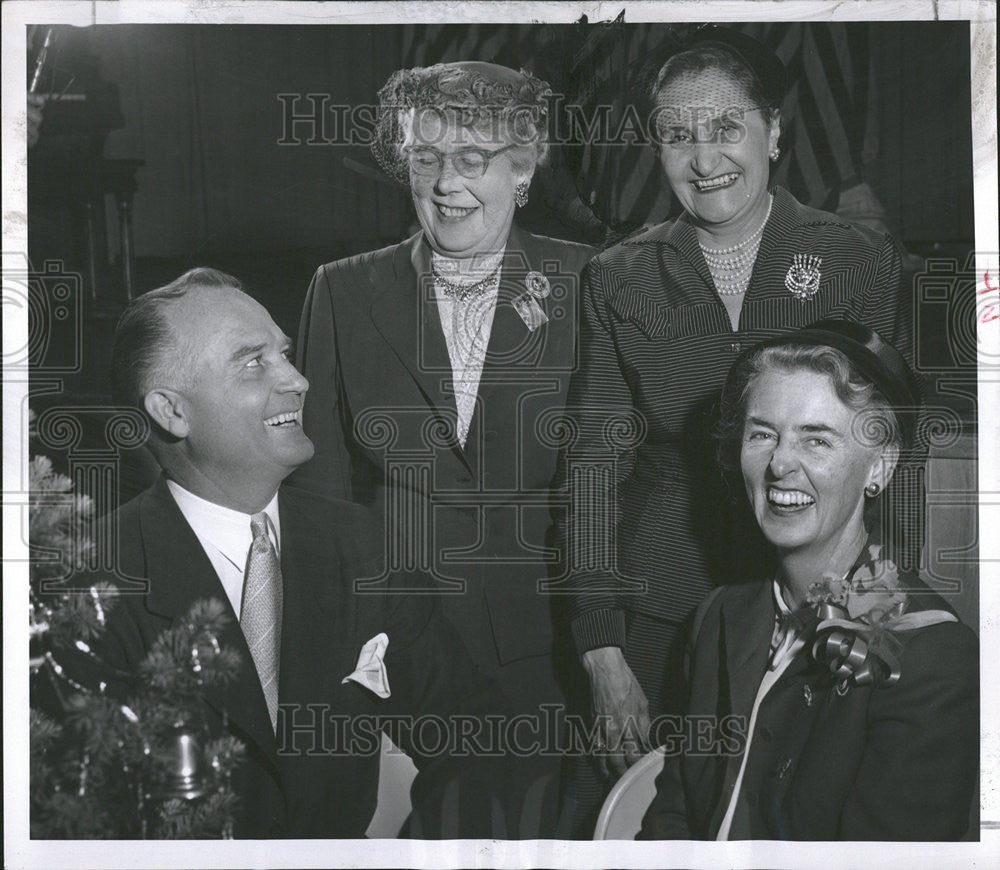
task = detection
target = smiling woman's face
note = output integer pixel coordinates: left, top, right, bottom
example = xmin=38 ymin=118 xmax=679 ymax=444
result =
xmin=655 ymin=69 xmax=779 ymax=235
xmin=404 ymin=109 xmax=523 ymax=260
xmin=740 ymin=368 xmax=885 ymax=559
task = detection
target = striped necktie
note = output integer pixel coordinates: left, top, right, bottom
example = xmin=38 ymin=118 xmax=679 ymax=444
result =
xmin=241 ymin=512 xmax=282 ymax=732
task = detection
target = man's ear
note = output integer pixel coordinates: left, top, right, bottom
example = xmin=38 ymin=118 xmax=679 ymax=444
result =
xmin=144 ymin=388 xmax=190 ymax=438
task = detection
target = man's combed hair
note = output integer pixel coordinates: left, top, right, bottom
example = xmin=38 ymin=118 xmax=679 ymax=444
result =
xmin=111 ymin=267 xmax=245 ymax=410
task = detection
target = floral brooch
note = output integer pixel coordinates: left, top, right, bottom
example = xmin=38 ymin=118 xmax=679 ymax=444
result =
xmin=806 ymin=544 xmax=956 ymax=694
xmin=512 ymin=270 xmax=551 ymax=331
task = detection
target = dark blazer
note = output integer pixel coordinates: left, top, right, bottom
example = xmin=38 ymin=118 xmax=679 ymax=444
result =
xmin=561 ymin=186 xmax=912 ymax=654
xmin=89 ymin=478 xmax=509 ymax=838
xmin=292 ymin=224 xmax=596 ymax=670
xmin=640 ymin=575 xmax=979 ymax=841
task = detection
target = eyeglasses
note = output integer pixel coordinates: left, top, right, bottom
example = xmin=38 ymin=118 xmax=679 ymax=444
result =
xmin=404 ymin=144 xmax=519 ymax=179
xmin=656 ymin=106 xmax=767 ymax=149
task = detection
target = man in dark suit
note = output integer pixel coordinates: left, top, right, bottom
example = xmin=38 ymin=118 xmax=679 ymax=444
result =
xmin=88 ymin=267 xmax=510 ymax=838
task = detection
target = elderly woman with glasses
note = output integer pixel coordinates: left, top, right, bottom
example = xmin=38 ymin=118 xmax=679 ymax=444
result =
xmin=639 ymin=321 xmax=977 ymax=840
xmin=292 ymin=61 xmax=595 ymax=836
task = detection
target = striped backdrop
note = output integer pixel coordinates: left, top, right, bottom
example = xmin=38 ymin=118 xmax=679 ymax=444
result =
xmin=399 ymin=22 xmax=875 ymax=236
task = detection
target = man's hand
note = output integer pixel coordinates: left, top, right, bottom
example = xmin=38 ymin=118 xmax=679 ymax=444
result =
xmin=581 ymin=645 xmax=651 ymax=780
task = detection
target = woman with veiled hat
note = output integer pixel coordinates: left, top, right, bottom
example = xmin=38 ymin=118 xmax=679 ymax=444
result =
xmin=292 ymin=61 xmax=595 ymax=836
xmin=639 ymin=321 xmax=977 ymax=840
xmin=560 ymin=26 xmax=914 ymax=830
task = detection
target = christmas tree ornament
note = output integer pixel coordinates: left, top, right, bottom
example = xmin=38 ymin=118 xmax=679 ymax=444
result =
xmin=29 ymin=608 xmax=51 ymax=671
xmin=30 ymin=443 xmax=244 ymax=838
xmin=153 ymin=725 xmax=209 ymax=801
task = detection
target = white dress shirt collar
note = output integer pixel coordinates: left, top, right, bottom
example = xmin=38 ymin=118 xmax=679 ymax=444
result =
xmin=165 ymin=480 xmax=281 ymax=618
xmin=166 ymin=480 xmax=281 ymax=559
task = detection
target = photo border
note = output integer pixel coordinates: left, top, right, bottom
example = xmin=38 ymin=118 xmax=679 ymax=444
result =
xmin=3 ymin=2 xmax=997 ymax=867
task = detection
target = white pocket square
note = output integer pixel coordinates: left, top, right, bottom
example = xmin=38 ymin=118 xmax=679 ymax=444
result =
xmin=342 ymin=632 xmax=390 ymax=699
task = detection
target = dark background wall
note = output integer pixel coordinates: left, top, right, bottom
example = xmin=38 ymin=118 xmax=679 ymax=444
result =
xmin=93 ymin=25 xmax=411 ymax=258
xmin=27 ymin=21 xmax=978 ymax=493
xmin=69 ymin=22 xmax=973 ymax=261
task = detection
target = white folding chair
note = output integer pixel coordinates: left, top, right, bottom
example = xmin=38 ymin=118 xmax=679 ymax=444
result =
xmin=593 ymin=746 xmax=666 ymax=840
xmin=364 ymin=732 xmax=418 ymax=838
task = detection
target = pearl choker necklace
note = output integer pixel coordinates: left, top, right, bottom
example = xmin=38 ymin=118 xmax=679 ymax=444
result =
xmin=699 ymin=195 xmax=773 ymax=297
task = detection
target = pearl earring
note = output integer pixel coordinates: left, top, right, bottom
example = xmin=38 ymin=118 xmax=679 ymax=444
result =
xmin=865 ymin=483 xmax=881 ymax=497
xmin=769 ymin=146 xmax=781 ymax=162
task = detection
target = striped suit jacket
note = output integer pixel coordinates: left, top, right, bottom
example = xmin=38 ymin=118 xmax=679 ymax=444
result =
xmin=561 ymin=186 xmax=910 ymax=654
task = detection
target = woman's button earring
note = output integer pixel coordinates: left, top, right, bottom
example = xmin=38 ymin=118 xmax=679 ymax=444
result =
xmin=515 ymin=180 xmax=529 ymax=208
xmin=865 ymin=483 xmax=881 ymax=497
xmin=769 ymin=146 xmax=781 ymax=162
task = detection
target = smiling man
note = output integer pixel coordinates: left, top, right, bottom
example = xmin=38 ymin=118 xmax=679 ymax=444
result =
xmin=88 ymin=268 xmax=511 ymax=838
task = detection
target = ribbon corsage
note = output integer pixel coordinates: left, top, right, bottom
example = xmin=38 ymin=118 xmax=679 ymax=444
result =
xmin=806 ymin=545 xmax=956 ymax=694
xmin=341 ymin=632 xmax=390 ymax=699
xmin=511 ymin=270 xmax=550 ymax=332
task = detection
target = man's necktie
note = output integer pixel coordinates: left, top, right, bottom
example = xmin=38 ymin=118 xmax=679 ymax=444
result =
xmin=241 ymin=513 xmax=282 ymax=732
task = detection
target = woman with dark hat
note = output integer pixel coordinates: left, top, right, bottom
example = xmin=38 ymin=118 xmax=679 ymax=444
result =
xmin=639 ymin=320 xmax=977 ymax=840
xmin=560 ymin=25 xmax=913 ymax=829
xmin=293 ymin=61 xmax=595 ymax=836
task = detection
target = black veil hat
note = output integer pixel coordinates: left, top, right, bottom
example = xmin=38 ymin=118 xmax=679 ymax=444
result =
xmin=671 ymin=24 xmax=788 ymax=109
xmin=723 ymin=319 xmax=921 ymax=448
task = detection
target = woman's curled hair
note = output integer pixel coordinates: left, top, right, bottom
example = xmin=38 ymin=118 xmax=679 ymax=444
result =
xmin=372 ymin=62 xmax=553 ymax=184
xmin=715 ymin=342 xmax=904 ymax=484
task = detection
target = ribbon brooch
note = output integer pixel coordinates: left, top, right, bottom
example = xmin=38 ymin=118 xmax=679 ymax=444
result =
xmin=785 ymin=253 xmax=822 ymax=301
xmin=806 ymin=545 xmax=956 ymax=695
xmin=512 ymin=270 xmax=551 ymax=332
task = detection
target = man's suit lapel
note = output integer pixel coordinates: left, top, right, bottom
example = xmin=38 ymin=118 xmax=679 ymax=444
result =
xmin=138 ymin=478 xmax=278 ymax=762
xmin=275 ymin=488 xmax=356 ymax=704
xmin=368 ymin=232 xmax=473 ymax=475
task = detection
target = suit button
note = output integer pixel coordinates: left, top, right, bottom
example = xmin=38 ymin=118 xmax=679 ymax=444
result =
xmin=730 ymin=341 xmax=742 ymax=353
xmin=759 ymin=726 xmax=772 ymax=742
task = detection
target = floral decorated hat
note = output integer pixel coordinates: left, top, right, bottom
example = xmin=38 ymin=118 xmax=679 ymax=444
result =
xmin=371 ymin=60 xmax=553 ymax=186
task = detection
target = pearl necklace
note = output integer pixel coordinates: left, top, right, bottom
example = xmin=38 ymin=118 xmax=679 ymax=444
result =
xmin=699 ymin=195 xmax=773 ymax=297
